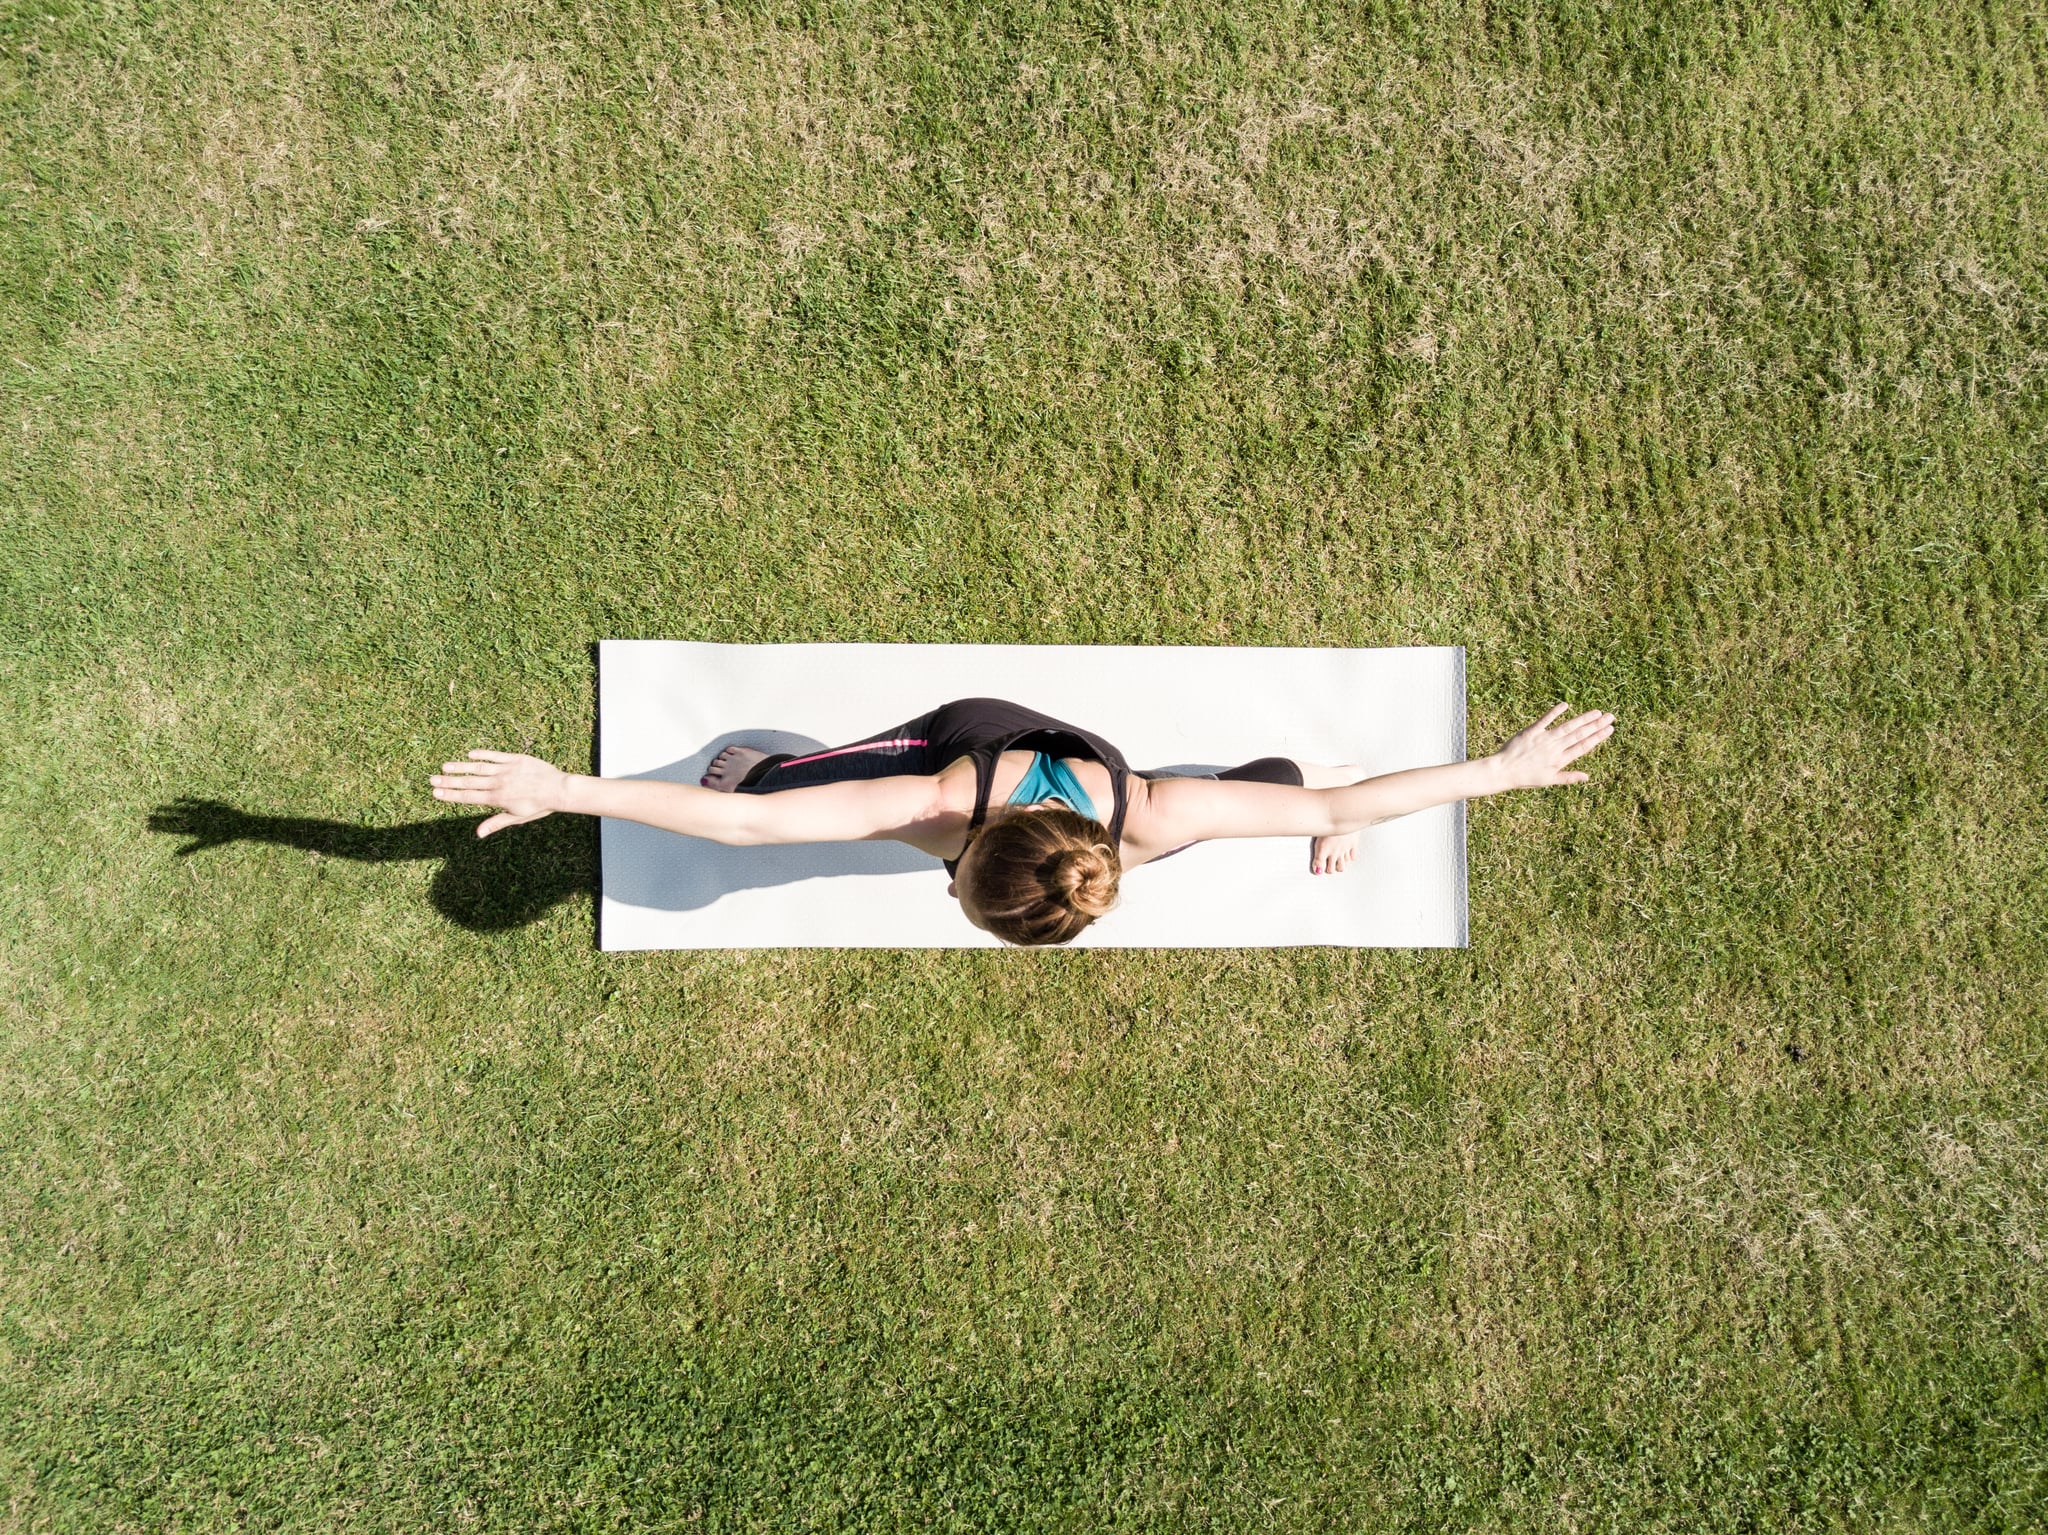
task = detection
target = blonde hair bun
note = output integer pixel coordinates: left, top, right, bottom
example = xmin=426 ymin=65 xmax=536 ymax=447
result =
xmin=1050 ymin=843 xmax=1118 ymax=918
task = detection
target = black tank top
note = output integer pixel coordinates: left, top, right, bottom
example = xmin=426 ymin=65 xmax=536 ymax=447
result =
xmin=927 ymin=698 xmax=1132 ymax=877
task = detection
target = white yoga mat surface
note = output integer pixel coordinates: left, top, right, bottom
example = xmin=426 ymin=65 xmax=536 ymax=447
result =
xmin=598 ymin=642 xmax=1467 ymax=950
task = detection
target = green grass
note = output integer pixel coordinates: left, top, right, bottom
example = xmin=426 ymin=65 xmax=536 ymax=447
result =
xmin=3 ymin=0 xmax=2045 ymax=1527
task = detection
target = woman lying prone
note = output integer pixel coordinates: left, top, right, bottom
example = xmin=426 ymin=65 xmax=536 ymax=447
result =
xmin=429 ymin=696 xmax=1614 ymax=946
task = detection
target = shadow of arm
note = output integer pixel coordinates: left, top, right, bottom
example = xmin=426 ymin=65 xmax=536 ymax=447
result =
xmin=147 ymin=798 xmax=477 ymax=862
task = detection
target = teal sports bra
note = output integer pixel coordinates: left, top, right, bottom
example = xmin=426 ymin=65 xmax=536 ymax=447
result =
xmin=1006 ymin=752 xmax=1100 ymax=821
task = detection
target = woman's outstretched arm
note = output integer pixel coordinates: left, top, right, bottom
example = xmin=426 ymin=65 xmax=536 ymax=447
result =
xmin=429 ymin=752 xmax=943 ymax=845
xmin=1135 ymin=705 xmax=1616 ymax=848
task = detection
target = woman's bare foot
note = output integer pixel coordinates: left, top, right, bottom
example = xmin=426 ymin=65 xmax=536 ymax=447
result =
xmin=1295 ymin=763 xmax=1366 ymax=875
xmin=700 ymin=744 xmax=768 ymax=790
xmin=1310 ymin=831 xmax=1359 ymax=876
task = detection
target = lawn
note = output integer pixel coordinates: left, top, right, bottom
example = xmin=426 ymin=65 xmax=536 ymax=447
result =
xmin=3 ymin=0 xmax=2045 ymax=1528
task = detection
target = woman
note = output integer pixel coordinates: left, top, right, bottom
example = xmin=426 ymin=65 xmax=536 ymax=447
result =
xmin=429 ymin=697 xmax=1615 ymax=945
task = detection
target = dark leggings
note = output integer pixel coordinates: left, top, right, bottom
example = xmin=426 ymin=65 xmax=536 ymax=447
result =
xmin=735 ymin=708 xmax=947 ymax=792
xmin=1176 ymin=758 xmax=1304 ymax=788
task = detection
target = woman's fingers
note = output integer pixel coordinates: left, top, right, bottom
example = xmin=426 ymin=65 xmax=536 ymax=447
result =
xmin=478 ymin=813 xmax=516 ymax=837
xmin=435 ymin=751 xmax=521 ymax=779
xmin=1523 ymin=706 xmax=1617 ymax=737
xmin=1561 ymin=725 xmax=1608 ymax=755
xmin=1547 ymin=710 xmax=1605 ymax=742
xmin=1560 ymin=722 xmax=1613 ymax=755
xmin=1557 ymin=722 xmax=1615 ymax=763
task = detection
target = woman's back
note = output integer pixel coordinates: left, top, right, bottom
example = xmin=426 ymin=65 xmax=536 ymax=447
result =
xmin=734 ymin=697 xmax=1137 ymax=874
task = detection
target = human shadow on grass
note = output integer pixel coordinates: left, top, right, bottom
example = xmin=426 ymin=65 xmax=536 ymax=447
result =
xmin=149 ymin=734 xmax=1235 ymax=930
xmin=148 ymin=796 xmax=598 ymax=932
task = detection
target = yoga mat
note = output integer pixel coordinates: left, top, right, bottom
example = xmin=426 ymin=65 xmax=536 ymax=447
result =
xmin=598 ymin=642 xmax=1467 ymax=950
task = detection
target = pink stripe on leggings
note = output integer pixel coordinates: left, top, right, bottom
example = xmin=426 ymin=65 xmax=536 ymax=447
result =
xmin=776 ymin=737 xmax=927 ymax=768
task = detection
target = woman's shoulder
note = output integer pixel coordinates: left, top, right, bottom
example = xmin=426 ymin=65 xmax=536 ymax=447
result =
xmin=1114 ymin=772 xmax=1176 ymax=861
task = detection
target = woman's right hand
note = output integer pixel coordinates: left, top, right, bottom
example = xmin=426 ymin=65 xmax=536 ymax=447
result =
xmin=430 ymin=751 xmax=569 ymax=837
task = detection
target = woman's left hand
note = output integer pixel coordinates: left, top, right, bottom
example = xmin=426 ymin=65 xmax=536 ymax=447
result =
xmin=1488 ymin=704 xmax=1616 ymax=790
xmin=430 ymin=750 xmax=568 ymax=836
